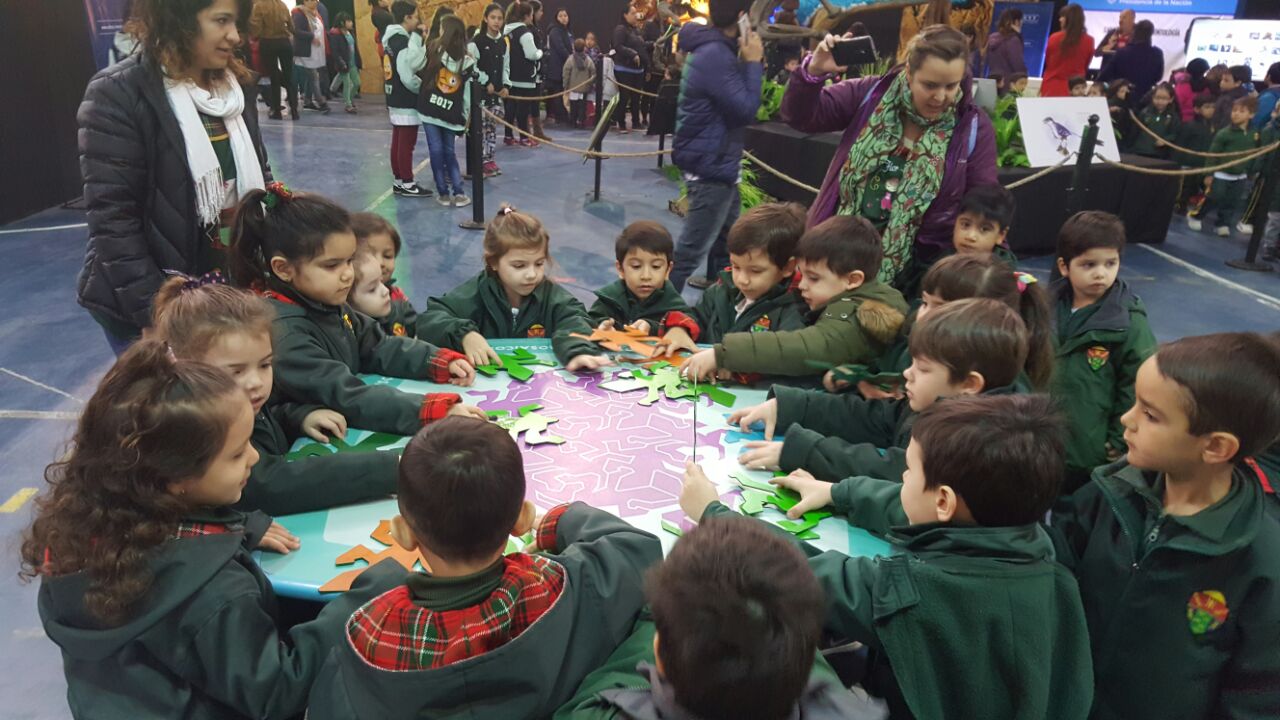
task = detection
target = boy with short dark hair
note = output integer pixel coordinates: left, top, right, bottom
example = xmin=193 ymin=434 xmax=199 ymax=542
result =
xmin=308 ymin=417 xmax=663 ymax=719
xmin=1190 ymin=95 xmax=1261 ymax=236
xmin=1068 ymin=76 xmax=1088 ymax=96
xmin=554 ymin=515 xmax=861 ymax=720
xmin=1211 ymin=65 xmax=1251 ymax=131
xmin=1050 ymin=332 xmax=1280 ymax=720
xmin=684 ymin=394 xmax=1095 ymax=720
xmin=682 ymin=215 xmax=908 ymax=381
xmin=1050 ymin=210 xmax=1156 ymax=493
xmin=953 ymin=184 xmax=1018 ymax=264
xmin=588 ymin=220 xmax=695 ymax=336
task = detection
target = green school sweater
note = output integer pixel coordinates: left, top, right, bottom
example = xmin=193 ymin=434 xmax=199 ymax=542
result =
xmin=416 ymin=271 xmax=597 ymax=363
xmin=377 ymin=298 xmax=419 ymax=339
xmin=1209 ymin=125 xmax=1259 ymax=175
xmin=267 ymin=284 xmax=454 ymax=437
xmin=1050 ymin=459 xmax=1280 ymax=720
xmin=241 ymin=400 xmax=399 ymax=516
xmin=1174 ymin=117 xmax=1214 ymax=167
xmin=1131 ymin=107 xmax=1180 ymax=158
xmin=38 ymin=507 xmax=405 ymax=720
xmin=714 ymin=281 xmax=908 ymax=377
xmin=703 ymin=494 xmax=1095 ymax=720
xmin=586 ymin=279 xmax=691 ymax=330
xmin=1049 ymin=277 xmax=1156 ymax=490
xmin=689 ymin=269 xmax=807 ymax=344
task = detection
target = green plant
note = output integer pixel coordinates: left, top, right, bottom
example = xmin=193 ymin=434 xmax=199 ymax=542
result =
xmin=663 ymin=158 xmax=773 ymax=217
xmin=758 ymin=79 xmax=785 ymax=121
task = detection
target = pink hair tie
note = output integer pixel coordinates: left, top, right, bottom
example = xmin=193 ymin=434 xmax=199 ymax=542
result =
xmin=1014 ymin=272 xmax=1038 ymax=293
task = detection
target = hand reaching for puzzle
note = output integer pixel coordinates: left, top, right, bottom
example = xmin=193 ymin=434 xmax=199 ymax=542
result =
xmin=448 ymin=358 xmax=476 ymax=386
xmin=595 ymin=318 xmax=652 ymax=336
xmin=259 ymin=521 xmax=301 ymax=554
xmin=447 ymin=403 xmax=490 ymax=421
xmin=738 ymin=440 xmax=782 ymax=471
xmin=462 ymin=331 xmax=502 ymax=367
xmin=565 ymin=354 xmax=613 ymax=373
xmin=681 ymin=348 xmax=718 ymax=382
xmin=653 ymin=327 xmax=696 ymax=357
xmin=302 ymin=408 xmax=348 ymax=443
xmin=680 ymin=460 xmax=721 ymax=521
xmin=770 ymin=469 xmax=834 ymax=520
xmin=728 ymin=398 xmax=778 ymax=439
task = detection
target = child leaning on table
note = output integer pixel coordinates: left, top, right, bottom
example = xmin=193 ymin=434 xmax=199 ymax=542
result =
xmin=587 ymin=220 xmax=697 ymax=337
xmin=681 ymin=394 xmax=1095 ymax=720
xmin=308 ymin=416 xmax=663 ymax=719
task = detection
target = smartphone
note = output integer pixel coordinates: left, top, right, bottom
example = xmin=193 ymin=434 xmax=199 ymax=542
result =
xmin=737 ymin=12 xmax=752 ymax=41
xmin=832 ymin=36 xmax=877 ymax=68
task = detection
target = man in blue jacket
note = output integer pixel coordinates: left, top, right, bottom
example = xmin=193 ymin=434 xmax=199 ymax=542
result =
xmin=670 ymin=0 xmax=764 ymax=291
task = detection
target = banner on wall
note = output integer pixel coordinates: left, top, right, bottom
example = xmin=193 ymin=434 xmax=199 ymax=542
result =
xmin=990 ymin=2 xmax=1055 ymax=77
xmin=83 ymin=0 xmax=131 ymax=70
xmin=1186 ymin=18 xmax=1280 ymax=83
xmin=1075 ymin=0 xmax=1238 ymax=14
xmin=1085 ymin=10 xmax=1229 ymax=77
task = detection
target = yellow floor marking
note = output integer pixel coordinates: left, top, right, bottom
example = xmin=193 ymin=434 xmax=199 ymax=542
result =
xmin=0 ymin=488 xmax=38 ymax=513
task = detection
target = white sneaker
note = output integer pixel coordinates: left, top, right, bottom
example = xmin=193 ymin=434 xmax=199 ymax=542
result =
xmin=452 ymin=195 xmax=471 ymax=207
xmin=1187 ymin=217 xmax=1202 ymax=231
xmin=1236 ymin=222 xmax=1253 ymax=235
xmin=436 ymin=194 xmax=453 ymax=206
xmin=1215 ymin=225 xmax=1230 ymax=237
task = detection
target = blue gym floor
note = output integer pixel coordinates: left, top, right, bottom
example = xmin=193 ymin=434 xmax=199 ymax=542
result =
xmin=1 ymin=104 xmax=1277 ymax=718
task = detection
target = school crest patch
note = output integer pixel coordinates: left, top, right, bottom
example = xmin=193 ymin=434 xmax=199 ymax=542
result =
xmin=1086 ymin=346 xmax=1109 ymax=371
xmin=527 ymin=324 xmax=546 ymax=338
xmin=392 ymin=323 xmax=407 ymax=337
xmin=1186 ymin=590 xmax=1229 ymax=635
xmin=343 ymin=313 xmax=354 ymax=331
xmin=750 ymin=316 xmax=771 ymax=333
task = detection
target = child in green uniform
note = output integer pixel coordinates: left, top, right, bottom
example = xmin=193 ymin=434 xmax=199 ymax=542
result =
xmin=350 ymin=212 xmax=418 ymax=337
xmin=308 ymin=416 xmax=663 ymax=719
xmin=587 ymin=221 xmax=696 ymax=336
xmin=1188 ymin=96 xmax=1260 ymax=236
xmin=554 ymin=516 xmax=861 ymax=720
xmin=26 ymin=341 xmax=404 ymax=719
xmin=228 ymin=185 xmax=484 ymax=437
xmin=1130 ymin=83 xmax=1180 ymax=159
xmin=416 ymin=205 xmax=610 ymax=371
xmin=151 ymin=276 xmax=399 ymax=515
xmin=1174 ymin=94 xmax=1215 ymax=214
xmin=952 ymin=183 xmax=1019 ymax=265
xmin=1049 ymin=211 xmax=1157 ymax=493
xmin=686 ymin=394 xmax=1095 ymax=720
xmin=1050 ymin=332 xmax=1280 ymax=720
xmin=732 ymin=298 xmax=1033 ymax=482
xmin=682 ymin=216 xmax=908 ymax=382
xmin=658 ymin=202 xmax=807 ymax=352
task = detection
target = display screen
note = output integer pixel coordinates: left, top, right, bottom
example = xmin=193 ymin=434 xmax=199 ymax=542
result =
xmin=1186 ymin=18 xmax=1280 ymax=82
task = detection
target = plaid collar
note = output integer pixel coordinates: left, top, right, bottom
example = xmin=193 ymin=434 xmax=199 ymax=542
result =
xmin=174 ymin=520 xmax=237 ymax=539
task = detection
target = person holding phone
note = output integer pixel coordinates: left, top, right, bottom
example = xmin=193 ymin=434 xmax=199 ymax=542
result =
xmin=779 ymin=25 xmax=996 ymax=296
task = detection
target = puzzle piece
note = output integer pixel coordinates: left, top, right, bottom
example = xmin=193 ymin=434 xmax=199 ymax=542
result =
xmin=570 ymin=326 xmax=665 ymax=358
xmin=776 ymin=510 xmax=833 ymax=537
xmin=488 ymin=404 xmax=566 ymax=445
xmin=286 ymin=432 xmax=404 ymax=461
xmin=660 ymin=518 xmax=687 ymax=537
xmin=762 ymin=486 xmax=802 ymax=513
xmin=617 ymin=351 xmax=692 ymax=370
xmin=319 ymin=520 xmax=430 ymax=593
xmin=806 ymin=361 xmax=902 ymax=392
xmin=602 ymin=365 xmax=736 ymax=407
xmin=738 ymin=488 xmax=771 ymax=515
xmin=732 ymin=472 xmax=778 ymax=494
xmin=475 ymin=347 xmax=556 ymax=383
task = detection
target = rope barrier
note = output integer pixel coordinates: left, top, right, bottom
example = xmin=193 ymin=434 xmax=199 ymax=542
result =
xmin=1003 ymin=154 xmax=1076 ymax=189
xmin=506 ymin=77 xmax=597 ymax=103
xmin=1127 ymin=110 xmax=1280 ymax=158
xmin=742 ymin=151 xmax=820 ymax=194
xmin=480 ymin=107 xmax=673 ymax=159
xmin=1097 ymin=141 xmax=1277 ymax=177
xmin=614 ymin=80 xmax=661 ymax=99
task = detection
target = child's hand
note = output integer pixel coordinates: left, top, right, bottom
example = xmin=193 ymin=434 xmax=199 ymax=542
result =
xmin=566 ymin=354 xmax=613 ymax=373
xmin=627 ymin=319 xmax=651 ymax=335
xmin=259 ymin=522 xmax=301 ymax=554
xmin=770 ymin=469 xmax=834 ymax=520
xmin=727 ymin=398 xmax=779 ymax=439
xmin=738 ymin=440 xmax=783 ymax=472
xmin=596 ymin=318 xmax=616 ymax=332
xmin=857 ymin=380 xmax=901 ymax=400
xmin=302 ymin=409 xmax=348 ymax=443
xmin=462 ymin=331 xmax=501 ymax=368
xmin=823 ymin=370 xmax=850 ymax=393
xmin=653 ymin=327 xmax=696 ymax=357
xmin=448 ymin=358 xmax=476 ymax=387
xmin=447 ymin=403 xmax=490 ymax=421
xmin=680 ymin=460 xmax=721 ymax=521
xmin=681 ymin=348 xmax=718 ymax=382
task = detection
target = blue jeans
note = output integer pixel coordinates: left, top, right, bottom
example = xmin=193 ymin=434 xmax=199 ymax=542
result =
xmin=670 ymin=179 xmax=739 ymax=291
xmin=423 ymin=123 xmax=464 ymax=197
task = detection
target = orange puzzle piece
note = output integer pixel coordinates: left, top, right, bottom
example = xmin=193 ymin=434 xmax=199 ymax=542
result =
xmin=570 ymin=326 xmax=663 ymax=357
xmin=318 ymin=520 xmax=431 ymax=593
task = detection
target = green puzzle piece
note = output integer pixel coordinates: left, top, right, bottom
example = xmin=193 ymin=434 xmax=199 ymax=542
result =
xmin=475 ymin=348 xmax=556 ymax=382
xmin=622 ymin=365 xmax=737 ymax=407
xmin=796 ymin=530 xmax=820 ymax=540
xmin=286 ymin=431 xmax=404 ymax=461
xmin=732 ymin=472 xmax=778 ymax=494
xmin=660 ymin=519 xmax=684 ymax=537
xmin=776 ymin=510 xmax=833 ymax=537
xmin=738 ymin=488 xmax=771 ymax=515
xmin=490 ymin=403 xmax=565 ymax=445
xmin=762 ymin=486 xmax=802 ymax=513
xmin=804 ymin=361 xmax=901 ymax=391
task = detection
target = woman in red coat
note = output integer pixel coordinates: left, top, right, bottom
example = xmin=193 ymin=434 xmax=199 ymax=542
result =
xmin=1041 ymin=4 xmax=1094 ymax=97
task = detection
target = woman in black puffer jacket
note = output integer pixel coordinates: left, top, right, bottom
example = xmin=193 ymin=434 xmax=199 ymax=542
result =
xmin=612 ymin=8 xmax=650 ymax=132
xmin=78 ymin=0 xmax=270 ymax=354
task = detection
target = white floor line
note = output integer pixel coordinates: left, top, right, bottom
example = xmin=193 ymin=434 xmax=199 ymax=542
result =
xmin=0 ymin=410 xmax=79 ymax=421
xmin=1135 ymin=244 xmax=1280 ymax=312
xmin=0 ymin=368 xmax=84 ymax=403
xmin=362 ymin=156 xmax=434 ymax=212
xmin=259 ymin=123 xmax=392 ymax=135
xmin=0 ymin=223 xmax=87 ymax=236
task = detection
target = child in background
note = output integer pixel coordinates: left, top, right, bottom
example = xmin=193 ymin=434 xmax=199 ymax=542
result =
xmin=686 ymin=394 xmax=1094 ymax=720
xmin=25 ymin=341 xmax=404 ymax=719
xmin=1001 ymin=71 xmax=1029 ymax=97
xmin=346 ymin=248 xmax=402 ymax=335
xmin=1107 ymin=79 xmax=1135 ymax=148
xmin=731 ymin=298 xmax=1031 ymax=482
xmin=588 ymin=221 xmax=695 ymax=335
xmin=328 ymin=12 xmax=361 ymax=113
xmin=584 ymin=31 xmax=601 ymax=61
xmin=553 ymin=516 xmax=861 ymax=719
xmin=307 ymin=417 xmax=663 ymax=719
xmin=563 ymin=39 xmax=596 ymax=129
xmin=953 ymin=184 xmax=1018 ymax=264
xmin=472 ymin=3 xmax=508 ymax=178
xmin=227 ymin=185 xmax=483 ymax=437
xmin=502 ymin=1 xmax=544 ymax=147
xmin=417 ymin=205 xmax=610 ymax=371
xmin=681 ymin=216 xmax=908 ymax=382
xmin=1189 ymin=96 xmax=1259 ymax=236
xmin=418 ymin=14 xmax=480 ymax=208
xmin=1171 ymin=69 xmax=1195 ymax=122
xmin=1174 ymin=94 xmax=1215 ymax=214
xmin=1258 ymin=102 xmax=1280 ymax=261
xmin=1211 ymin=65 xmax=1250 ymax=131
xmin=384 ymin=1 xmax=431 ymax=197
xmin=350 ymin=212 xmax=417 ymax=336
xmin=1050 ymin=211 xmax=1156 ymax=493
xmin=152 ymin=276 xmax=398 ymax=515
xmin=1050 ymin=332 xmax=1280 ymax=720
xmin=1131 ymin=82 xmax=1179 ymax=159
xmin=1069 ymin=75 xmax=1088 ymax=96
xmin=1085 ymin=81 xmax=1104 ymax=98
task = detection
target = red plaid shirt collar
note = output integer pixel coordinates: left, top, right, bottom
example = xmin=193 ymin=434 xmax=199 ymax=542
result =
xmin=346 ymin=553 xmax=567 ymax=671
xmin=174 ymin=520 xmax=237 ymax=539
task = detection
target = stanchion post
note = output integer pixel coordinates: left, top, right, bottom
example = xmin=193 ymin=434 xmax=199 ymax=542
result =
xmin=1226 ymin=145 xmax=1278 ymax=272
xmin=658 ymin=134 xmax=665 ymax=169
xmin=593 ymin=55 xmax=605 ymax=203
xmin=1066 ymin=114 xmax=1100 ymax=215
xmin=460 ymin=79 xmax=485 ymax=231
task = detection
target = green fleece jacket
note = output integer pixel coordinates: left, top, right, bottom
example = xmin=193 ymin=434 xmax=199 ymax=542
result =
xmin=552 ymin=614 xmax=863 ymax=719
xmin=308 ymin=503 xmax=662 ymax=720
xmin=267 ymin=284 xmax=458 ymax=437
xmin=1049 ymin=459 xmax=1280 ymax=720
xmin=416 ymin=271 xmax=597 ymax=363
xmin=1050 ymin=277 xmax=1157 ymax=490
xmin=689 ymin=269 xmax=807 ymax=344
xmin=1174 ymin=117 xmax=1214 ymax=167
xmin=377 ymin=297 xmax=419 ymax=339
xmin=1209 ymin=125 xmax=1259 ymax=175
xmin=1131 ymin=107 xmax=1180 ymax=158
xmin=587 ymin=279 xmax=692 ymax=331
xmin=714 ymin=281 xmax=908 ymax=377
xmin=242 ymin=400 xmax=399 ymax=516
xmin=703 ymin=491 xmax=1095 ymax=720
xmin=38 ymin=508 xmax=404 ymax=720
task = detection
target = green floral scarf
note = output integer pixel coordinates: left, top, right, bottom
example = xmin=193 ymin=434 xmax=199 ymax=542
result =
xmin=838 ymin=73 xmax=957 ymax=282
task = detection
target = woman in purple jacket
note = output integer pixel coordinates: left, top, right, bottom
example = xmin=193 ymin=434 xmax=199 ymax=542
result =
xmin=781 ymin=25 xmax=996 ymax=291
xmin=986 ymin=9 xmax=1026 ymax=82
